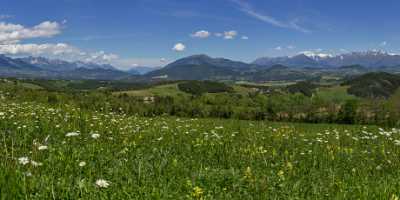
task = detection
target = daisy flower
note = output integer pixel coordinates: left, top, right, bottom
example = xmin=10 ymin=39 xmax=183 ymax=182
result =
xmin=95 ymin=179 xmax=111 ymax=188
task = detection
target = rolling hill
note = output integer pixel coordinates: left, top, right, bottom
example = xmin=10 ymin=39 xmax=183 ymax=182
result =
xmin=343 ymin=72 xmax=400 ymax=98
xmin=146 ymin=55 xmax=248 ymax=80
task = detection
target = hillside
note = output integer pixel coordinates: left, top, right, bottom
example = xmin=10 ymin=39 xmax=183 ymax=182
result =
xmin=344 ymin=72 xmax=400 ymax=98
xmin=177 ymin=81 xmax=233 ymax=95
xmin=248 ymin=65 xmax=312 ymax=82
xmin=146 ymin=64 xmax=238 ymax=80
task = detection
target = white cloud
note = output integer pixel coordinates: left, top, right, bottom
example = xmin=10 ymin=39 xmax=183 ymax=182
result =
xmin=224 ymin=30 xmax=238 ymax=39
xmin=0 ymin=21 xmax=62 ymax=44
xmin=287 ymin=45 xmax=295 ymax=49
xmin=274 ymin=45 xmax=295 ymax=51
xmin=0 ymin=43 xmax=79 ymax=56
xmin=215 ymin=33 xmax=223 ymax=37
xmin=380 ymin=41 xmax=387 ymax=46
xmin=172 ymin=43 xmax=186 ymax=52
xmin=191 ymin=30 xmax=210 ymax=38
xmin=0 ymin=43 xmax=119 ymax=64
xmin=84 ymin=50 xmax=119 ymax=63
xmin=230 ymin=0 xmax=310 ymax=33
xmin=0 ymin=15 xmax=13 ymax=20
xmin=211 ymin=31 xmax=246 ymax=40
xmin=0 ymin=20 xmax=164 ymax=70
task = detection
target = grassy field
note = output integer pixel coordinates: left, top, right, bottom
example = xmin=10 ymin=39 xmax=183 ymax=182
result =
xmin=315 ymin=86 xmax=357 ymax=102
xmin=113 ymin=83 xmax=254 ymax=97
xmin=236 ymin=80 xmax=298 ymax=87
xmin=1 ymin=95 xmax=400 ymax=199
xmin=113 ymin=83 xmax=188 ymax=97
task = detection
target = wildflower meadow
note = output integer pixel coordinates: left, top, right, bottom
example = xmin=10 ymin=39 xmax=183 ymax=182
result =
xmin=1 ymin=97 xmax=400 ymax=199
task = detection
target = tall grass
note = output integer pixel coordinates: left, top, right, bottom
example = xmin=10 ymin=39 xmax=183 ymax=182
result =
xmin=0 ymin=98 xmax=399 ymax=199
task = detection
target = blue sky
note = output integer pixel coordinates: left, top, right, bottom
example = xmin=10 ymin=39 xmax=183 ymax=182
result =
xmin=0 ymin=0 xmax=399 ymax=69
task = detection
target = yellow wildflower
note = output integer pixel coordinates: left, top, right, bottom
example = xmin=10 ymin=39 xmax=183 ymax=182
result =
xmin=192 ymin=186 xmax=204 ymax=199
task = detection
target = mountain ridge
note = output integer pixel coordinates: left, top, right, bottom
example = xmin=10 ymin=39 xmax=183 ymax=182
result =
xmin=253 ymin=50 xmax=400 ymax=68
xmin=1 ymin=51 xmax=400 ymax=81
xmin=0 ymin=55 xmax=129 ymax=80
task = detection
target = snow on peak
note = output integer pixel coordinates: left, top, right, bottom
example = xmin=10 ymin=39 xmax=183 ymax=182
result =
xmin=300 ymin=51 xmax=333 ymax=60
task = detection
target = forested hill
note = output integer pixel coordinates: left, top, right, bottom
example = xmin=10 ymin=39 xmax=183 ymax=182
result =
xmin=344 ymin=72 xmax=400 ymax=98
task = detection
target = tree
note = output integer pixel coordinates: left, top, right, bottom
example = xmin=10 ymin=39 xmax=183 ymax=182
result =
xmin=338 ymin=99 xmax=359 ymax=124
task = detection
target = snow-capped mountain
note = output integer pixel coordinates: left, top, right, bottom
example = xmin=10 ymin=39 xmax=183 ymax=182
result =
xmin=0 ymin=55 xmax=129 ymax=80
xmin=253 ymin=50 xmax=400 ymax=68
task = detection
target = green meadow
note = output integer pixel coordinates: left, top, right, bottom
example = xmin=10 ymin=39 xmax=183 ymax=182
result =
xmin=1 ymin=97 xmax=400 ymax=199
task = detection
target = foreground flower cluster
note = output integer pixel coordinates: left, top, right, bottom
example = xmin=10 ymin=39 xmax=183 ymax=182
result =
xmin=0 ymin=98 xmax=399 ymax=199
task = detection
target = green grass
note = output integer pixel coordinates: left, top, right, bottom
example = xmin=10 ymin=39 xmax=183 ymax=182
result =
xmin=236 ymin=80 xmax=298 ymax=87
xmin=115 ymin=83 xmax=247 ymax=97
xmin=315 ymin=86 xmax=357 ymax=102
xmin=1 ymin=96 xmax=400 ymax=199
xmin=114 ymin=83 xmax=188 ymax=97
xmin=18 ymin=82 xmax=43 ymax=90
xmin=230 ymin=85 xmax=255 ymax=95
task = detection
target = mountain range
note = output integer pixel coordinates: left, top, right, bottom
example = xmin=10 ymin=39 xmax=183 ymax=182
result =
xmin=0 ymin=55 xmax=130 ymax=80
xmin=126 ymin=66 xmax=163 ymax=75
xmin=253 ymin=50 xmax=400 ymax=68
xmin=145 ymin=52 xmax=400 ymax=81
xmin=1 ymin=50 xmax=400 ymax=81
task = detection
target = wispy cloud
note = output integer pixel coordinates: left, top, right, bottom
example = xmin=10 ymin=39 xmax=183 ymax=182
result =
xmin=224 ymin=30 xmax=238 ymax=39
xmin=274 ymin=45 xmax=295 ymax=51
xmin=191 ymin=30 xmax=210 ymax=38
xmin=0 ymin=15 xmax=13 ymax=20
xmin=229 ymin=0 xmax=311 ymax=33
xmin=63 ymin=34 xmax=137 ymax=42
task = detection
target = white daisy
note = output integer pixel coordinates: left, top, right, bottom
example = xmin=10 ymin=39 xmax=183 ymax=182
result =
xmin=66 ymin=132 xmax=80 ymax=137
xmin=38 ymin=145 xmax=48 ymax=151
xmin=18 ymin=157 xmax=30 ymax=165
xmin=91 ymin=133 xmax=100 ymax=139
xmin=24 ymin=172 xmax=32 ymax=177
xmin=79 ymin=161 xmax=86 ymax=167
xmin=95 ymin=179 xmax=110 ymax=188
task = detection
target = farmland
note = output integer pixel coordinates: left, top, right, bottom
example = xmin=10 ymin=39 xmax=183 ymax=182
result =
xmin=1 ymin=94 xmax=400 ymax=199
